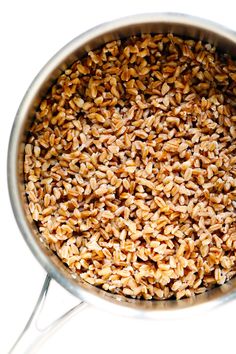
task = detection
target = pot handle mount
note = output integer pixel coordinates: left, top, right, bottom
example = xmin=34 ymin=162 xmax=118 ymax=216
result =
xmin=8 ymin=274 xmax=87 ymax=354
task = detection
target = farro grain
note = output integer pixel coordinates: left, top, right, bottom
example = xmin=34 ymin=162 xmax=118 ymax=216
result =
xmin=24 ymin=34 xmax=236 ymax=300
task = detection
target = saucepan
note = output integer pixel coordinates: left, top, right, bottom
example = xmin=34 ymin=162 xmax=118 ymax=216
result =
xmin=7 ymin=12 xmax=236 ymax=354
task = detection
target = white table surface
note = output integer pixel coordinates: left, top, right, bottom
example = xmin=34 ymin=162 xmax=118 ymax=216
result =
xmin=1 ymin=0 xmax=236 ymax=353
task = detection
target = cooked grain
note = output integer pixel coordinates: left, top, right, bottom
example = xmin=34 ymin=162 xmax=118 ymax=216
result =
xmin=24 ymin=34 xmax=236 ymax=300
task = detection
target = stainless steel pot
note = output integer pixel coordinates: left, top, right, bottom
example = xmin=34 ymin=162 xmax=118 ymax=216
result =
xmin=7 ymin=12 xmax=236 ymax=354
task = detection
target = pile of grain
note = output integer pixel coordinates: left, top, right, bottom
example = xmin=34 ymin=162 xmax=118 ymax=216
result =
xmin=24 ymin=34 xmax=236 ymax=300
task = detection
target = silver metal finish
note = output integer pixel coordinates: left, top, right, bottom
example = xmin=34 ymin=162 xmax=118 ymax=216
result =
xmin=9 ymin=275 xmax=86 ymax=354
xmin=7 ymin=13 xmax=236 ymax=329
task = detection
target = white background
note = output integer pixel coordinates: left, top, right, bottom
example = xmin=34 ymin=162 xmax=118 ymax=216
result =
xmin=1 ymin=0 xmax=236 ymax=353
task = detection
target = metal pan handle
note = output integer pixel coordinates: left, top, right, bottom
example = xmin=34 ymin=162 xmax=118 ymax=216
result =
xmin=8 ymin=274 xmax=87 ymax=354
